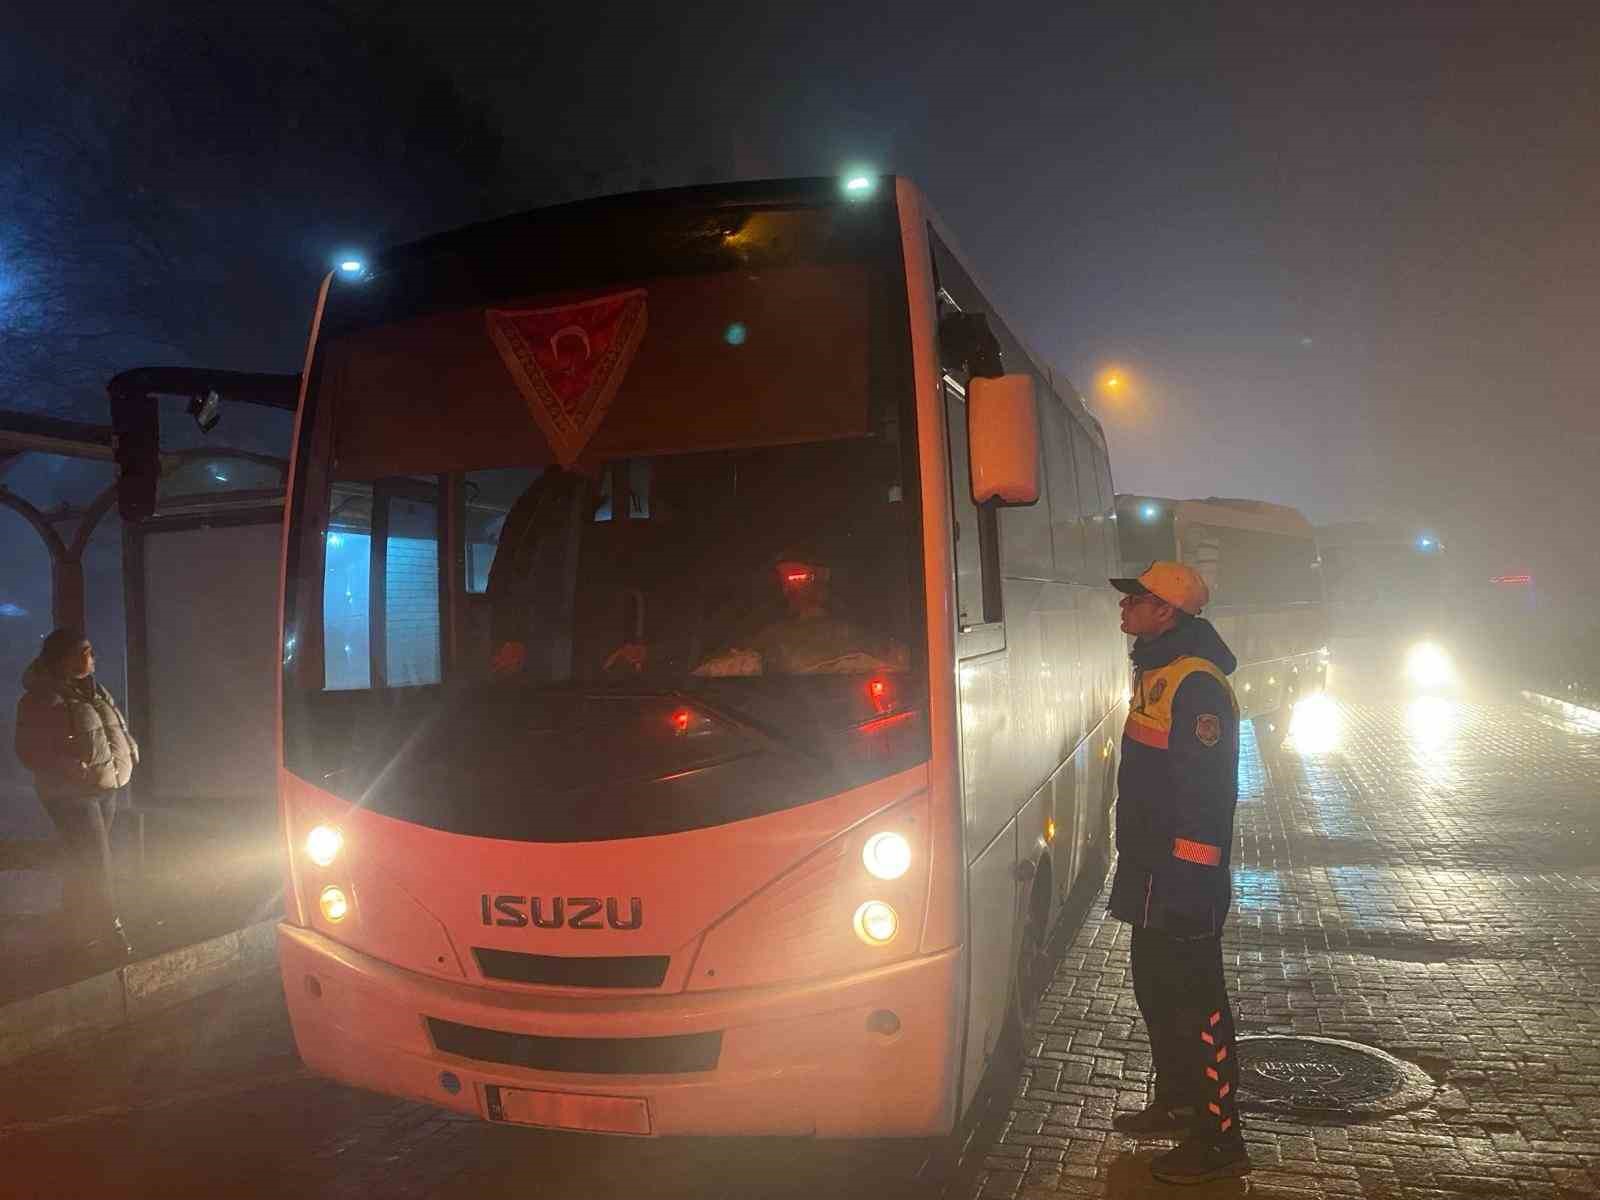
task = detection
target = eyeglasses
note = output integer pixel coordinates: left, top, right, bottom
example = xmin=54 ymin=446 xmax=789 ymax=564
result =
xmin=1118 ymin=592 xmax=1165 ymax=607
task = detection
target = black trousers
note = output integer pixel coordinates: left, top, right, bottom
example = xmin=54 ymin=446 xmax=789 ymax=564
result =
xmin=40 ymin=792 xmax=119 ymax=935
xmin=1130 ymin=924 xmax=1242 ymax=1139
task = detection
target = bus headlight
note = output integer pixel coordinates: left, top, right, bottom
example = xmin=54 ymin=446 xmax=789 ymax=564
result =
xmin=319 ymin=885 xmax=349 ymax=922
xmin=1405 ymin=642 xmax=1454 ymax=688
xmin=852 ymin=900 xmax=898 ymax=946
xmin=305 ymin=825 xmax=343 ymax=867
xmin=862 ymin=832 xmax=912 ymax=880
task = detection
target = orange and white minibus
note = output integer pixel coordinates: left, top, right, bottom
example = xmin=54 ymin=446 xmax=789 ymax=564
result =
xmin=275 ymin=176 xmax=1127 ymax=1139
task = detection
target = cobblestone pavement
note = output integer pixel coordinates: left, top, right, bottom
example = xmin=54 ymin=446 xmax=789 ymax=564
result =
xmin=975 ymin=695 xmax=1600 ymax=1200
xmin=7 ymin=695 xmax=1600 ymax=1199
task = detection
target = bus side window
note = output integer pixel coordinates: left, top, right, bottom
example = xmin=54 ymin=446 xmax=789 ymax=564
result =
xmin=929 ymin=225 xmax=1007 ymax=629
xmin=1072 ymin=424 xmax=1111 ymax=583
xmin=1092 ymin=443 xmax=1119 ymax=579
xmin=1041 ymin=396 xmax=1087 ymax=584
xmin=944 ymin=381 xmax=1002 ymax=628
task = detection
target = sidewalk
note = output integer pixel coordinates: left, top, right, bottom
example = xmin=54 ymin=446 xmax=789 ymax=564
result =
xmin=1522 ymin=688 xmax=1600 ymax=730
xmin=0 ymin=804 xmax=283 ymax=1063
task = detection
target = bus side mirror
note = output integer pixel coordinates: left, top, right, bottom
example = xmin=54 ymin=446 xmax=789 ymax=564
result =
xmin=968 ymin=374 xmax=1039 ymax=505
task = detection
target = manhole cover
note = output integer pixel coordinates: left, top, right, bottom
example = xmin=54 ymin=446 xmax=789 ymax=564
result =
xmin=1236 ymin=1035 xmax=1437 ymax=1116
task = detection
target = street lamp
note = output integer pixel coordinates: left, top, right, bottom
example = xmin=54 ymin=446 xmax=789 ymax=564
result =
xmin=1096 ymin=366 xmax=1130 ymax=399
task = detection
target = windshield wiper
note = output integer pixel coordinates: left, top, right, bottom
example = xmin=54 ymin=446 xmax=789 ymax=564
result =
xmin=576 ymin=684 xmax=829 ymax=766
xmin=668 ymin=689 xmax=831 ymax=767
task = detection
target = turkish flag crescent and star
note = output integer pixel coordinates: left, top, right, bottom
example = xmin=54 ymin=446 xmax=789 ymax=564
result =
xmin=485 ymin=289 xmax=648 ymax=467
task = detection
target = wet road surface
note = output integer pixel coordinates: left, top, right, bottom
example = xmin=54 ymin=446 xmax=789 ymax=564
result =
xmin=7 ymin=693 xmax=1600 ymax=1199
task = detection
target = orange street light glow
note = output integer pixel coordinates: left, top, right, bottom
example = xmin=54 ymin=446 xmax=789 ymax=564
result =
xmin=1096 ymin=366 xmax=1131 ymax=397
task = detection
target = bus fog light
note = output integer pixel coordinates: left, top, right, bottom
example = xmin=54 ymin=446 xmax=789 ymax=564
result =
xmin=862 ymin=832 xmax=912 ymax=880
xmin=305 ymin=825 xmax=343 ymax=867
xmin=319 ymin=885 xmax=349 ymax=922
xmin=853 ymin=900 xmax=898 ymax=946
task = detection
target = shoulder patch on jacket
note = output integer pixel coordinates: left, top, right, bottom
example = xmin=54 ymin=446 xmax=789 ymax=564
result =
xmin=1194 ymin=713 xmax=1221 ymax=747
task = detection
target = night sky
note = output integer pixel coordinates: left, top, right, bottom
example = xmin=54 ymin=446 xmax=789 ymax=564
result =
xmin=7 ymin=0 xmax=1600 ymax=599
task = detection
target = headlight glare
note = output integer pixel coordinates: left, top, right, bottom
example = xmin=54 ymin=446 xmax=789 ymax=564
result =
xmin=862 ymin=832 xmax=912 ymax=880
xmin=305 ymin=824 xmax=343 ymax=867
xmin=1405 ymin=642 xmax=1454 ymax=688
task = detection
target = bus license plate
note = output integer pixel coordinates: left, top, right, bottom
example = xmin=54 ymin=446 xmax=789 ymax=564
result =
xmin=492 ymin=1086 xmax=651 ymax=1135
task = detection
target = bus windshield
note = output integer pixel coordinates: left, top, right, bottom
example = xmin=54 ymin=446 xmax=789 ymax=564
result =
xmin=281 ymin=200 xmax=928 ymax=842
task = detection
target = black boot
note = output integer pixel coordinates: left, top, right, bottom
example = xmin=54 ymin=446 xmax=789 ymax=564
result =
xmin=1150 ymin=1131 xmax=1250 ymax=1184
xmin=1111 ymin=1101 xmax=1202 ymax=1137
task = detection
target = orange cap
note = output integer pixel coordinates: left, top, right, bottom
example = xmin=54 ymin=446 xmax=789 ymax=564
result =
xmin=1110 ymin=561 xmax=1209 ymax=615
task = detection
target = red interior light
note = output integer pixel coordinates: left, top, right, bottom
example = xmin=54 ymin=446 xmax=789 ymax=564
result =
xmin=672 ymin=708 xmax=692 ymax=735
xmin=784 ymin=570 xmax=814 ymax=584
xmin=868 ymin=677 xmax=891 ymax=714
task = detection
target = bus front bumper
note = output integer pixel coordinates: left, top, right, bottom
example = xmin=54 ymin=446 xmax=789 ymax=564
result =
xmin=277 ymin=922 xmax=964 ymax=1138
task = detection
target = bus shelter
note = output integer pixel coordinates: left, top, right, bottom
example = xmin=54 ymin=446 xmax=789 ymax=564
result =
xmin=1 ymin=369 xmax=297 ymax=837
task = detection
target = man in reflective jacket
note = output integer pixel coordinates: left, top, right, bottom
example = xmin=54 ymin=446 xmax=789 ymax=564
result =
xmin=1106 ymin=562 xmax=1250 ymax=1184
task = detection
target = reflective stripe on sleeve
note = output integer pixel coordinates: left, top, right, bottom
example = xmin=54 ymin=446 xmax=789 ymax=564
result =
xmin=1172 ymin=837 xmax=1222 ymax=866
xmin=1125 ymin=721 xmax=1169 ymax=749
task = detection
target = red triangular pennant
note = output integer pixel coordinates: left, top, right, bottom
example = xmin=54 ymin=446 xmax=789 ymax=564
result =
xmin=486 ymin=290 xmax=647 ymax=467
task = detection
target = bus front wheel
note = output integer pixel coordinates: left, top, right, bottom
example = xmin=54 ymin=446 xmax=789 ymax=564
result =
xmin=911 ymin=873 xmax=1054 ymax=1190
xmin=1009 ymin=871 xmax=1052 ymax=1038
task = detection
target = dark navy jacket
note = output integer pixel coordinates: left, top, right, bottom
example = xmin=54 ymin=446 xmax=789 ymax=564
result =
xmin=1107 ymin=617 xmax=1240 ymax=938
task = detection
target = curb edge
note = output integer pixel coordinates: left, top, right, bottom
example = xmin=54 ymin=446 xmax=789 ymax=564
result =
xmin=0 ymin=917 xmax=279 ymax=1066
xmin=1521 ymin=690 xmax=1600 ymax=728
